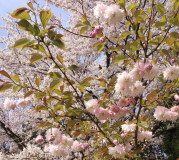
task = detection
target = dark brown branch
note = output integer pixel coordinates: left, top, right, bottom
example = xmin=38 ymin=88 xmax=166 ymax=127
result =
xmin=0 ymin=120 xmax=26 ymax=150
xmin=43 ymin=41 xmax=114 ymax=145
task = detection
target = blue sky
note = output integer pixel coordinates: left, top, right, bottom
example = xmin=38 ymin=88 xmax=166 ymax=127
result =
xmin=0 ymin=0 xmax=28 ymax=15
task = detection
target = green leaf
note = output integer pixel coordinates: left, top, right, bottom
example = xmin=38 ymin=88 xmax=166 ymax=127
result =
xmin=49 ymin=72 xmax=61 ymax=79
xmin=97 ymin=43 xmax=105 ymax=53
xmin=48 ymin=31 xmax=65 ymax=49
xmin=13 ymin=85 xmax=21 ymax=92
xmin=40 ymin=10 xmax=53 ymax=28
xmin=174 ymin=1 xmax=179 ymax=10
xmin=48 ymin=30 xmax=63 ymax=40
xmin=156 ymin=3 xmax=165 ymax=15
xmin=56 ymin=55 xmax=64 ymax=64
xmin=124 ymin=40 xmax=139 ymax=52
xmin=34 ymin=105 xmax=47 ymax=112
xmin=35 ymin=77 xmax=41 ymax=87
xmin=169 ymin=14 xmax=179 ymax=26
xmin=68 ymin=65 xmax=79 ymax=71
xmin=120 ymin=31 xmax=131 ymax=40
xmin=37 ymin=121 xmax=52 ymax=128
xmin=33 ymin=25 xmax=40 ymax=36
xmin=30 ymin=53 xmax=43 ymax=64
xmin=74 ymin=22 xmax=84 ymax=28
xmin=32 ymin=44 xmax=46 ymax=53
xmin=17 ymin=19 xmax=35 ymax=35
xmin=112 ymin=55 xmax=128 ymax=64
xmin=81 ymin=16 xmax=91 ymax=26
xmin=80 ymin=26 xmax=89 ymax=34
xmin=97 ymin=78 xmax=107 ymax=87
xmin=81 ymin=77 xmax=94 ymax=86
xmin=109 ymin=46 xmax=123 ymax=51
xmin=0 ymin=83 xmax=13 ymax=92
xmin=0 ymin=70 xmax=11 ymax=79
xmin=134 ymin=10 xmax=147 ymax=22
xmin=11 ymin=75 xmax=20 ymax=82
xmin=24 ymin=90 xmax=34 ymax=98
xmin=170 ymin=32 xmax=179 ymax=39
xmin=52 ymin=39 xmax=65 ymax=49
xmin=50 ymin=79 xmax=61 ymax=89
xmin=14 ymin=38 xmax=31 ymax=48
xmin=11 ymin=7 xmax=31 ymax=20
xmin=155 ymin=16 xmax=167 ymax=28
xmin=22 ymin=40 xmax=35 ymax=49
xmin=127 ymin=3 xmax=138 ymax=10
xmin=116 ymin=0 xmax=125 ymax=8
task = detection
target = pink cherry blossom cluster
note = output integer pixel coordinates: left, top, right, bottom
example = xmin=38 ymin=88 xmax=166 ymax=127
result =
xmin=35 ymin=128 xmax=89 ymax=158
xmin=131 ymin=62 xmax=159 ymax=81
xmin=121 ymin=124 xmax=136 ymax=133
xmin=85 ymin=99 xmax=117 ymax=120
xmin=108 ymin=143 xmax=132 ymax=159
xmin=137 ymin=130 xmax=153 ymax=142
xmin=3 ymin=98 xmax=31 ymax=110
xmin=121 ymin=124 xmax=153 ymax=142
xmin=89 ymin=25 xmax=103 ymax=38
xmin=94 ymin=3 xmax=124 ymax=24
xmin=72 ymin=140 xmax=89 ymax=152
xmin=85 ymin=97 xmax=136 ymax=121
xmin=154 ymin=105 xmax=179 ymax=122
xmin=115 ymin=62 xmax=159 ymax=97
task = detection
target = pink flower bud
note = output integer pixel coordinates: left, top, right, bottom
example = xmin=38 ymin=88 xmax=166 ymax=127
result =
xmin=113 ymin=140 xmax=119 ymax=145
xmin=174 ymin=94 xmax=179 ymax=101
xmin=121 ymin=133 xmax=128 ymax=138
xmin=82 ymin=143 xmax=89 ymax=150
xmin=48 ymin=135 xmax=55 ymax=142
xmin=89 ymin=31 xmax=97 ymax=38
xmin=99 ymin=37 xmax=105 ymax=43
xmin=35 ymin=135 xmax=44 ymax=144
xmin=170 ymin=58 xmax=176 ymax=64
xmin=128 ymin=96 xmax=136 ymax=106
xmin=94 ymin=25 xmax=103 ymax=34
xmin=143 ymin=63 xmax=153 ymax=72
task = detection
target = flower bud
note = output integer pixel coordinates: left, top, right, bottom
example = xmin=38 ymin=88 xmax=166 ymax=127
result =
xmin=89 ymin=31 xmax=97 ymax=38
xmin=48 ymin=135 xmax=55 ymax=142
xmin=35 ymin=135 xmax=44 ymax=144
xmin=99 ymin=37 xmax=105 ymax=43
xmin=170 ymin=58 xmax=176 ymax=64
xmin=174 ymin=94 xmax=179 ymax=101
xmin=94 ymin=25 xmax=103 ymax=34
